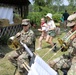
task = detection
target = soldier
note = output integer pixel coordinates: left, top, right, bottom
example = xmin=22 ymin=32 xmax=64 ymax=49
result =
xmin=67 ymin=14 xmax=76 ymax=75
xmin=8 ymin=19 xmax=35 ymax=75
xmin=49 ymin=14 xmax=76 ymax=75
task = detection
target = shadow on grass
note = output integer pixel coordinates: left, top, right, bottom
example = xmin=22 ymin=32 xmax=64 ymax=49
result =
xmin=0 ymin=45 xmax=12 ymax=54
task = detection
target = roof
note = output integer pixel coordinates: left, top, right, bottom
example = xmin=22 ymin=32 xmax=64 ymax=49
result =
xmin=0 ymin=0 xmax=30 ymax=6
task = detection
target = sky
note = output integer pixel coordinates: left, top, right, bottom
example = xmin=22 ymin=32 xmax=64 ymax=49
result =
xmin=29 ymin=0 xmax=69 ymax=5
xmin=63 ymin=0 xmax=69 ymax=5
xmin=29 ymin=0 xmax=34 ymax=4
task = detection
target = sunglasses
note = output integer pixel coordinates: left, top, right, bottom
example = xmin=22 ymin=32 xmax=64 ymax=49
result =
xmin=22 ymin=25 xmax=28 ymax=26
xmin=70 ymin=25 xmax=75 ymax=28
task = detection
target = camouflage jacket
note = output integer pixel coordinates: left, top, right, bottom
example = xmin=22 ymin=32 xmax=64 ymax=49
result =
xmin=17 ymin=29 xmax=35 ymax=52
xmin=68 ymin=63 xmax=76 ymax=75
xmin=67 ymin=37 xmax=76 ymax=75
xmin=49 ymin=37 xmax=76 ymax=71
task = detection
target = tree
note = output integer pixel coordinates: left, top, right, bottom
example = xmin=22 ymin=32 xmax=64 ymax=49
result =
xmin=32 ymin=0 xmax=53 ymax=12
xmin=52 ymin=0 xmax=63 ymax=12
xmin=68 ymin=0 xmax=76 ymax=6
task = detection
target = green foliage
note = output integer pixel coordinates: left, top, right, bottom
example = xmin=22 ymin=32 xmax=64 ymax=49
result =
xmin=34 ymin=0 xmax=46 ymax=6
xmin=27 ymin=12 xmax=62 ymax=26
xmin=27 ymin=12 xmax=46 ymax=26
xmin=32 ymin=0 xmax=76 ymax=14
xmin=29 ymin=0 xmax=76 ymax=25
xmin=40 ymin=6 xmax=54 ymax=14
xmin=0 ymin=34 xmax=9 ymax=45
xmin=66 ymin=6 xmax=76 ymax=14
xmin=33 ymin=4 xmax=40 ymax=12
xmin=27 ymin=5 xmax=55 ymax=26
xmin=53 ymin=13 xmax=62 ymax=22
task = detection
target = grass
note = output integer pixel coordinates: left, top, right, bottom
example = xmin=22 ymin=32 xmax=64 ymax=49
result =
xmin=0 ymin=25 xmax=69 ymax=75
xmin=35 ymin=31 xmax=67 ymax=61
xmin=0 ymin=46 xmax=15 ymax=75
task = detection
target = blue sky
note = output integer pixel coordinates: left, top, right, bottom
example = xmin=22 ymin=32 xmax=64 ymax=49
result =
xmin=63 ymin=0 xmax=69 ymax=5
xmin=29 ymin=0 xmax=34 ymax=4
xmin=29 ymin=0 xmax=69 ymax=5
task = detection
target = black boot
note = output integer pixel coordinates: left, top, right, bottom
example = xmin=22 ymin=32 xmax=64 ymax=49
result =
xmin=52 ymin=43 xmax=57 ymax=52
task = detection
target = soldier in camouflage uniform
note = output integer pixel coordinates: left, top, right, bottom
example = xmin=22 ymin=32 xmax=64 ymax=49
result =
xmin=67 ymin=14 xmax=76 ymax=75
xmin=8 ymin=19 xmax=35 ymax=75
xmin=49 ymin=14 xmax=76 ymax=75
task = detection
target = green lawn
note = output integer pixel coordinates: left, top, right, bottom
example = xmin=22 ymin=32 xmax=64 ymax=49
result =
xmin=0 ymin=26 xmax=69 ymax=75
xmin=0 ymin=46 xmax=15 ymax=75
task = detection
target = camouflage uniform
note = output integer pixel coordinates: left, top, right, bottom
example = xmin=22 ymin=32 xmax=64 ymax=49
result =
xmin=8 ymin=19 xmax=35 ymax=75
xmin=67 ymin=58 xmax=76 ymax=75
xmin=49 ymin=14 xmax=76 ymax=75
xmin=67 ymin=13 xmax=76 ymax=75
xmin=67 ymin=38 xmax=76 ymax=75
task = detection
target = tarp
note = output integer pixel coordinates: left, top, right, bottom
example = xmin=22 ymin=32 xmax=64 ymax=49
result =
xmin=0 ymin=7 xmax=13 ymax=24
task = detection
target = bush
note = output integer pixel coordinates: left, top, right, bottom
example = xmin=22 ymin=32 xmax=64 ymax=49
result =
xmin=53 ymin=13 xmax=62 ymax=23
xmin=27 ymin=12 xmax=62 ymax=27
xmin=0 ymin=34 xmax=9 ymax=45
xmin=27 ymin=12 xmax=44 ymax=26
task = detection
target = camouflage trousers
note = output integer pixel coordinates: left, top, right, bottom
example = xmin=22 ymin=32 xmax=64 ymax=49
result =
xmin=8 ymin=50 xmax=30 ymax=75
xmin=65 ymin=42 xmax=76 ymax=75
xmin=49 ymin=46 xmax=76 ymax=75
xmin=49 ymin=36 xmax=76 ymax=74
xmin=49 ymin=55 xmax=71 ymax=71
xmin=67 ymin=56 xmax=76 ymax=75
xmin=67 ymin=38 xmax=76 ymax=75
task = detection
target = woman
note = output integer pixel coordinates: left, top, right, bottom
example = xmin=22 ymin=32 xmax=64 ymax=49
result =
xmin=45 ymin=13 xmax=56 ymax=51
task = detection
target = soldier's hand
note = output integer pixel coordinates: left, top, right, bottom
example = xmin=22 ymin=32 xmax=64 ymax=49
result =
xmin=38 ymin=29 xmax=42 ymax=31
xmin=15 ymin=32 xmax=21 ymax=38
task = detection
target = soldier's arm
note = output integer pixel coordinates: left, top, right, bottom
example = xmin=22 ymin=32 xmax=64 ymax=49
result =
xmin=23 ymin=32 xmax=35 ymax=46
xmin=15 ymin=32 xmax=21 ymax=38
xmin=70 ymin=34 xmax=76 ymax=40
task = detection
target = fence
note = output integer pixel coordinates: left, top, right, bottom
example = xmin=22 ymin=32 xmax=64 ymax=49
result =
xmin=0 ymin=24 xmax=22 ymax=44
xmin=0 ymin=24 xmax=22 ymax=38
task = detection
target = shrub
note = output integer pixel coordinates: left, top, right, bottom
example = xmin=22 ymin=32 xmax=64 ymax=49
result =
xmin=27 ymin=12 xmax=62 ymax=27
xmin=27 ymin=12 xmax=42 ymax=26
xmin=53 ymin=13 xmax=62 ymax=23
xmin=0 ymin=34 xmax=9 ymax=45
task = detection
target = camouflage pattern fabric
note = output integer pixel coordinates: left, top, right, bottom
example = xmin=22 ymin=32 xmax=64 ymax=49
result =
xmin=49 ymin=35 xmax=76 ymax=74
xmin=68 ymin=38 xmax=76 ymax=56
xmin=8 ymin=29 xmax=35 ymax=75
xmin=49 ymin=55 xmax=71 ymax=71
xmin=67 ymin=38 xmax=76 ymax=75
xmin=68 ymin=63 xmax=76 ymax=75
xmin=72 ymin=38 xmax=76 ymax=49
xmin=20 ymin=29 xmax=35 ymax=52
